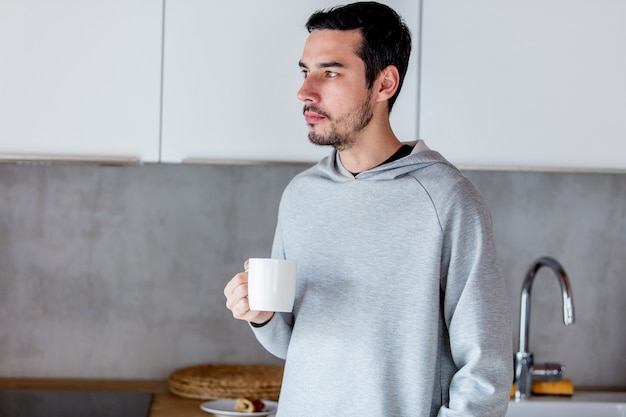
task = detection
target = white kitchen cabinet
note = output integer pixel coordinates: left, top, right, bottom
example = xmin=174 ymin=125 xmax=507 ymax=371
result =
xmin=419 ymin=0 xmax=626 ymax=171
xmin=0 ymin=0 xmax=163 ymax=163
xmin=161 ymin=0 xmax=420 ymax=164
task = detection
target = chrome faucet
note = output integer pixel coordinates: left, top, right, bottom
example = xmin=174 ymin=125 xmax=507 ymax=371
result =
xmin=514 ymin=256 xmax=575 ymax=401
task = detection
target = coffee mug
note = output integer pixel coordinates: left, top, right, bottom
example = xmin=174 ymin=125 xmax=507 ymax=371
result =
xmin=247 ymin=258 xmax=297 ymax=312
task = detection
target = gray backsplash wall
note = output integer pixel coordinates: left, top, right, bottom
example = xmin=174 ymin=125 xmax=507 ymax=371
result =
xmin=0 ymin=163 xmax=624 ymax=387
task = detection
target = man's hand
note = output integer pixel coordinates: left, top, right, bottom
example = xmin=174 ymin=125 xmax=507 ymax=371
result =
xmin=224 ymin=260 xmax=275 ymax=325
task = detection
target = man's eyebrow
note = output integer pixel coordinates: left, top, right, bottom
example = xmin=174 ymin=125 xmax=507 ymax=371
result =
xmin=299 ymin=60 xmax=345 ymax=69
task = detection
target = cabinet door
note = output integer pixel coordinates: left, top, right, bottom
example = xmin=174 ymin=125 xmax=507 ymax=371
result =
xmin=161 ymin=0 xmax=419 ymax=164
xmin=420 ymin=0 xmax=626 ymax=171
xmin=0 ymin=0 xmax=162 ymax=163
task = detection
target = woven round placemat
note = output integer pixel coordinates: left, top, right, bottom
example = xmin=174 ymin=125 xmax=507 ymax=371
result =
xmin=168 ymin=363 xmax=284 ymax=401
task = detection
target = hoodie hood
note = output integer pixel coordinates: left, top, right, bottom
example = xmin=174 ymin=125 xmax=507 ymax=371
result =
xmin=314 ymin=140 xmax=457 ymax=182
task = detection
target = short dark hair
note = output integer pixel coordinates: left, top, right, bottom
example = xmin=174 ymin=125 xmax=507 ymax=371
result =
xmin=306 ymin=1 xmax=412 ymax=112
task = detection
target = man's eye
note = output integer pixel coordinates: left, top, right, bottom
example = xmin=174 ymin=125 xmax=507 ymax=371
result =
xmin=326 ymin=71 xmax=338 ymax=78
xmin=301 ymin=70 xmax=310 ymax=79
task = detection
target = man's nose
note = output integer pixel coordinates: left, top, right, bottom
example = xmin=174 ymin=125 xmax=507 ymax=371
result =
xmin=297 ymin=77 xmax=319 ymax=103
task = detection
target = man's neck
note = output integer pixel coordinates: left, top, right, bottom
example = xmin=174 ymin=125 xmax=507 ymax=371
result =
xmin=337 ymin=122 xmax=402 ymax=174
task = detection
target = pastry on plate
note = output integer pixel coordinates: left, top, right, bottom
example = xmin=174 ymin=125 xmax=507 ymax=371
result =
xmin=234 ymin=397 xmax=265 ymax=413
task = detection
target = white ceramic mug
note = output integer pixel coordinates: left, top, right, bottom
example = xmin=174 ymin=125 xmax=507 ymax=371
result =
xmin=247 ymin=258 xmax=297 ymax=312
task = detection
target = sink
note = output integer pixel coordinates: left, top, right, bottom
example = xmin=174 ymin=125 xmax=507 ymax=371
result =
xmin=507 ymin=401 xmax=626 ymax=417
xmin=506 ymin=392 xmax=626 ymax=417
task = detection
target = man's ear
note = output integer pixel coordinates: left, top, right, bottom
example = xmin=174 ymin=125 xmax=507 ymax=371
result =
xmin=376 ymin=65 xmax=400 ymax=102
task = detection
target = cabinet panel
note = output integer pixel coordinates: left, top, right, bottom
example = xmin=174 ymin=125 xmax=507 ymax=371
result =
xmin=420 ymin=0 xmax=626 ymax=170
xmin=161 ymin=0 xmax=419 ymax=164
xmin=0 ymin=0 xmax=163 ymax=162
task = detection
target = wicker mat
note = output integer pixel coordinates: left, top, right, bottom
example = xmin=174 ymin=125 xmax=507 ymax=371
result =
xmin=168 ymin=363 xmax=284 ymax=401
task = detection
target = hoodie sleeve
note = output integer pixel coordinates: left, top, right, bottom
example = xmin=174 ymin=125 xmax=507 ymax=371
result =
xmin=248 ymin=207 xmax=294 ymax=359
xmin=438 ymin=176 xmax=513 ymax=417
xmin=249 ymin=311 xmax=293 ymax=359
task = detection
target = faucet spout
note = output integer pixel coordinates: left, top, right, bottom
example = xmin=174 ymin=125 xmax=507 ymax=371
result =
xmin=518 ymin=256 xmax=575 ymax=354
xmin=515 ymin=256 xmax=575 ymax=400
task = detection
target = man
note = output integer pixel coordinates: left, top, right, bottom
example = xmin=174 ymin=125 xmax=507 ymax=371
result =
xmin=224 ymin=2 xmax=512 ymax=416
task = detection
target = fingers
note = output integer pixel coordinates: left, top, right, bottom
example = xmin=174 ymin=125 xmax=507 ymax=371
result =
xmin=224 ymin=272 xmax=248 ymax=312
xmin=230 ymin=295 xmax=252 ymax=321
xmin=224 ymin=264 xmax=275 ymax=325
xmin=224 ymin=271 xmax=248 ymax=299
xmin=224 ymin=271 xmax=256 ymax=321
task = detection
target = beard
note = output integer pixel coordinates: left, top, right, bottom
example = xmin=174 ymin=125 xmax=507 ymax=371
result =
xmin=304 ymin=91 xmax=374 ymax=152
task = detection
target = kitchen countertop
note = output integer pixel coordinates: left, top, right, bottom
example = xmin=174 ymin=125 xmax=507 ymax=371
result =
xmin=2 ymin=378 xmax=624 ymax=416
xmin=0 ymin=378 xmax=209 ymax=417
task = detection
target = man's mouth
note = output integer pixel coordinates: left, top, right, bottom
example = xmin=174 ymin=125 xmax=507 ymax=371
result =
xmin=303 ymin=106 xmax=328 ymax=124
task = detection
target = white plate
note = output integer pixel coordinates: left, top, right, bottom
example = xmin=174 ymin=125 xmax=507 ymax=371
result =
xmin=200 ymin=399 xmax=278 ymax=416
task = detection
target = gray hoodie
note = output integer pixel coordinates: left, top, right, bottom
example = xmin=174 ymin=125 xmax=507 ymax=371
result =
xmin=252 ymin=140 xmax=512 ymax=417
